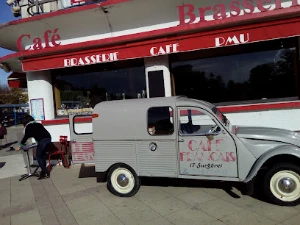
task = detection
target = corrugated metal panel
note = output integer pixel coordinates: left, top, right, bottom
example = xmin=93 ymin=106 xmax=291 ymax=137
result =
xmin=94 ymin=141 xmax=137 ymax=173
xmin=136 ymin=141 xmax=177 ymax=177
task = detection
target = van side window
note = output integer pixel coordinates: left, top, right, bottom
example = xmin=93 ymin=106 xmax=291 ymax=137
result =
xmin=148 ymin=107 xmax=174 ymax=135
xmin=179 ymin=109 xmax=220 ymax=135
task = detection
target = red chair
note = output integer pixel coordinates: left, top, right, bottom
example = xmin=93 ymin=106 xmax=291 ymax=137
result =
xmin=48 ymin=136 xmax=70 ymax=172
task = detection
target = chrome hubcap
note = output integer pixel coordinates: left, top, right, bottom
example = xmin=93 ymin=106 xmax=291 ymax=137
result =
xmin=117 ymin=174 xmax=129 ymax=187
xmin=278 ymin=177 xmax=296 ymax=194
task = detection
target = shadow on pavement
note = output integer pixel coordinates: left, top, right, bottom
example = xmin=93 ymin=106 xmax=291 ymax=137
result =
xmin=78 ymin=164 xmax=97 ymax=178
xmin=78 ymin=164 xmax=267 ymax=203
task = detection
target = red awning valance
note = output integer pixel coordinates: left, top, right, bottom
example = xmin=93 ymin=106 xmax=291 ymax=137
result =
xmin=7 ymin=72 xmax=27 ymax=88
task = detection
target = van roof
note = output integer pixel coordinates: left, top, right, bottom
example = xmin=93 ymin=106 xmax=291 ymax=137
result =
xmin=95 ymin=96 xmax=215 ymax=111
xmin=92 ymin=96 xmax=216 ymax=141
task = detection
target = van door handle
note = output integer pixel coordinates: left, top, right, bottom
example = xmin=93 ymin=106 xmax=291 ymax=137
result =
xmin=178 ymin=139 xmax=185 ymax=142
xmin=71 ymin=139 xmax=76 ymax=143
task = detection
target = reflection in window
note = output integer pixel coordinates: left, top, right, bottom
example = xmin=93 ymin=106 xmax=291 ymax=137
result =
xmin=179 ymin=109 xmax=218 ymax=135
xmin=148 ymin=107 xmax=174 ymax=136
xmin=73 ymin=116 xmax=93 ymax=134
xmin=171 ymin=38 xmax=298 ymax=104
xmin=53 ymin=59 xmax=146 ymax=116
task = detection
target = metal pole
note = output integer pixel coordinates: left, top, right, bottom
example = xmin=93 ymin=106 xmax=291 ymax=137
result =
xmin=27 ymin=151 xmax=32 ymax=175
xmin=14 ymin=108 xmax=17 ymax=126
xmin=35 ymin=0 xmax=39 ymax=14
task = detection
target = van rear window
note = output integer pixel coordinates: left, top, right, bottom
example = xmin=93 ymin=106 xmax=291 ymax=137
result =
xmin=147 ymin=107 xmax=174 ymax=136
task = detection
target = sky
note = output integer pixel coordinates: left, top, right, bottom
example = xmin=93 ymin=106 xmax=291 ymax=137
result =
xmin=0 ymin=1 xmax=17 ymax=85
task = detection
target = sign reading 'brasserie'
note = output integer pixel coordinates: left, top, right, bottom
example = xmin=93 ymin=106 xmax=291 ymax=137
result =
xmin=177 ymin=0 xmax=299 ymax=25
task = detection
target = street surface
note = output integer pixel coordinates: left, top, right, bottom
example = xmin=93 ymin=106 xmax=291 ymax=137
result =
xmin=0 ymin=126 xmax=299 ymax=225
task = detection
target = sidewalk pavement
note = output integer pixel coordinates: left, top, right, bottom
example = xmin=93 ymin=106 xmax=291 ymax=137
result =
xmin=0 ymin=126 xmax=300 ymax=225
xmin=0 ymin=163 xmax=300 ymax=225
xmin=0 ymin=125 xmax=27 ymax=180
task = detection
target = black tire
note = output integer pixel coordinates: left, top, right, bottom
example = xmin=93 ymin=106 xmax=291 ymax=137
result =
xmin=107 ymin=163 xmax=140 ymax=197
xmin=263 ymin=163 xmax=300 ymax=206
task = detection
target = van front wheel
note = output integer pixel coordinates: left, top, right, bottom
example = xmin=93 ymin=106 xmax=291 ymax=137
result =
xmin=107 ymin=164 xmax=140 ymax=197
xmin=264 ymin=163 xmax=300 ymax=206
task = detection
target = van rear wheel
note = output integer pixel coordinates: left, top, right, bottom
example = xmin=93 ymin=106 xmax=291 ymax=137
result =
xmin=107 ymin=164 xmax=140 ymax=197
xmin=263 ymin=163 xmax=300 ymax=206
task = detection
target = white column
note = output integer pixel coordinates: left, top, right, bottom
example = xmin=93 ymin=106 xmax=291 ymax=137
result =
xmin=26 ymin=71 xmax=55 ymax=120
xmin=144 ymin=55 xmax=171 ymax=97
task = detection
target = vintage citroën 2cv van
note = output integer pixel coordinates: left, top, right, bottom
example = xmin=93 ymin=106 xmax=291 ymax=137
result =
xmin=82 ymin=96 xmax=300 ymax=206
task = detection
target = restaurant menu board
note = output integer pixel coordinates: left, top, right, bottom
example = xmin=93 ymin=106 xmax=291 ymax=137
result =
xmin=30 ymin=99 xmax=45 ymax=121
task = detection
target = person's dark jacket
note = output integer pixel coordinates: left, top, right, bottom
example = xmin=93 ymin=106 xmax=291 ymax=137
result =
xmin=0 ymin=126 xmax=7 ymax=139
xmin=21 ymin=122 xmax=51 ymax=145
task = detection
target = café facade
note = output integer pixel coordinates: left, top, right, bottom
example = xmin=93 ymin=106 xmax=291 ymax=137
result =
xmin=1 ymin=0 xmax=300 ymax=143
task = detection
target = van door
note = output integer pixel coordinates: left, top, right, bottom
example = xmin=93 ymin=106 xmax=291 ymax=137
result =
xmin=69 ymin=114 xmax=94 ymax=164
xmin=177 ymin=108 xmax=238 ymax=178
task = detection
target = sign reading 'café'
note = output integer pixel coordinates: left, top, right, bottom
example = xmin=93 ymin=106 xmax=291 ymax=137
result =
xmin=16 ymin=0 xmax=299 ymax=52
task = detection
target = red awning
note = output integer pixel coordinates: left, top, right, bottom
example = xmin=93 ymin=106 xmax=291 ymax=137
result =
xmin=7 ymin=72 xmax=27 ymax=88
xmin=21 ymin=16 xmax=300 ymax=72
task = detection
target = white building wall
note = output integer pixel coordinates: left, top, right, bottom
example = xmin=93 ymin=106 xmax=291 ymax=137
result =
xmin=226 ymin=109 xmax=300 ymax=131
xmin=26 ymin=71 xmax=55 ymax=120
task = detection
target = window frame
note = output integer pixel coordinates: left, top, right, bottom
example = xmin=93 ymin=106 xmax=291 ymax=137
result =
xmin=72 ymin=115 xmax=93 ymax=135
xmin=169 ymin=37 xmax=300 ymax=106
xmin=147 ymin=106 xmax=175 ymax=136
xmin=177 ymin=107 xmax=223 ymax=137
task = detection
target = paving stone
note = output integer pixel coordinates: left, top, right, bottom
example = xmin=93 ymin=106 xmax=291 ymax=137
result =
xmin=51 ymin=202 xmax=78 ymax=225
xmin=76 ymin=214 xmax=124 ymax=225
xmin=62 ymin=187 xmax=98 ymax=202
xmin=11 ymin=209 xmax=42 ymax=225
xmin=246 ymin=202 xmax=300 ymax=223
xmin=145 ymin=196 xmax=189 ymax=216
xmin=159 ymin=186 xmax=190 ymax=196
xmin=2 ymin=203 xmax=36 ymax=218
xmin=66 ymin=194 xmax=113 ymax=224
xmin=103 ymin=195 xmax=149 ymax=215
xmin=78 ymin=177 xmax=102 ymax=189
xmin=38 ymin=205 xmax=60 ymax=225
xmin=51 ymin=175 xmax=87 ymax=196
xmin=142 ymin=216 xmax=174 ymax=225
xmin=195 ymin=198 xmax=243 ymax=219
xmin=30 ymin=178 xmax=52 ymax=208
xmin=134 ymin=186 xmax=172 ymax=204
xmin=115 ymin=207 xmax=161 ymax=225
xmin=280 ymin=213 xmax=300 ymax=225
xmin=11 ymin=176 xmax=35 ymax=207
xmin=221 ymin=188 xmax=264 ymax=208
xmin=201 ymin=188 xmax=230 ymax=198
xmin=0 ymin=178 xmax=10 ymax=209
xmin=0 ymin=216 xmax=10 ymax=225
xmin=165 ymin=207 xmax=216 ymax=225
xmin=176 ymin=189 xmax=217 ymax=206
xmin=209 ymin=220 xmax=228 ymax=225
xmin=220 ymin=209 xmax=277 ymax=225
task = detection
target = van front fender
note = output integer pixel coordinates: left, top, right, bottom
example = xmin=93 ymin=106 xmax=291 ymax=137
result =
xmin=243 ymin=145 xmax=300 ymax=183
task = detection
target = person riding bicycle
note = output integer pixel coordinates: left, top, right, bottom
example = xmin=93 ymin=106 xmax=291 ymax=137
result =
xmin=16 ymin=115 xmax=52 ymax=179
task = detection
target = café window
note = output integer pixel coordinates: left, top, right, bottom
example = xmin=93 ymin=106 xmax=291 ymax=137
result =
xmin=148 ymin=107 xmax=174 ymax=136
xmin=52 ymin=59 xmax=146 ymax=116
xmin=170 ymin=37 xmax=299 ymax=105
